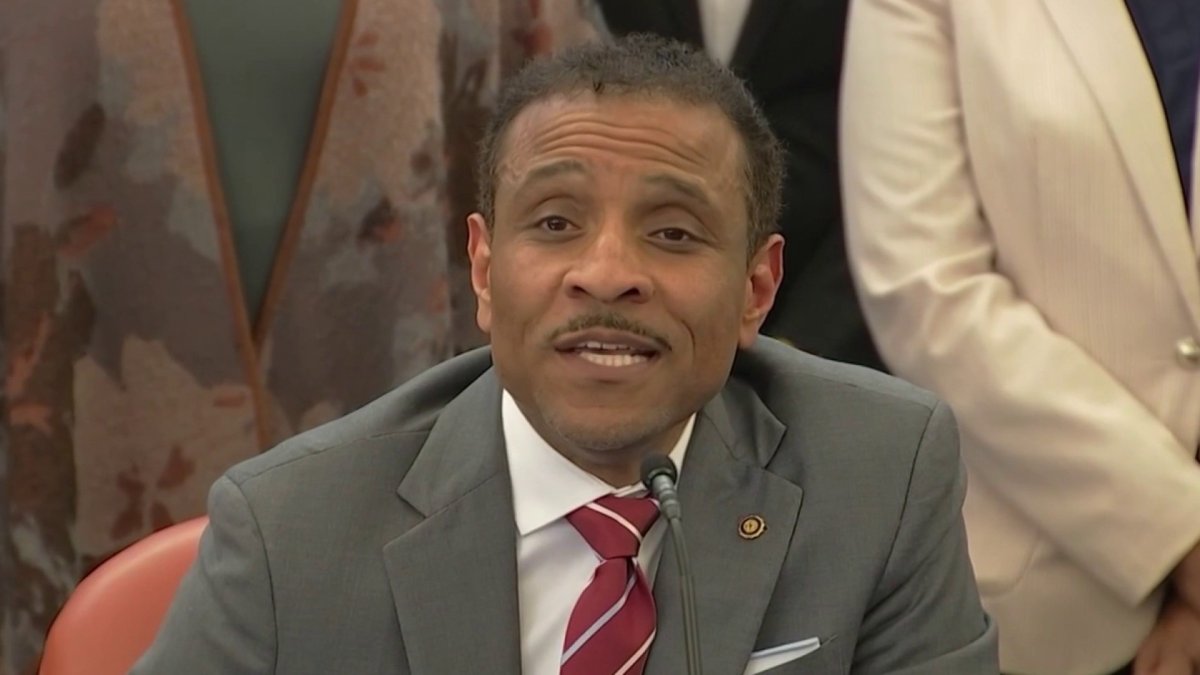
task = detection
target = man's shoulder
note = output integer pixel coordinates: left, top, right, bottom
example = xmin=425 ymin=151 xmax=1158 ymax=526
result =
xmin=224 ymin=348 xmax=495 ymax=489
xmin=730 ymin=337 xmax=954 ymax=483
xmin=735 ymin=336 xmax=941 ymax=423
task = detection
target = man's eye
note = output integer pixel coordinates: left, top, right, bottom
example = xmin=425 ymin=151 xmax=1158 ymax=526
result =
xmin=537 ymin=216 xmax=572 ymax=232
xmin=654 ymin=228 xmax=695 ymax=243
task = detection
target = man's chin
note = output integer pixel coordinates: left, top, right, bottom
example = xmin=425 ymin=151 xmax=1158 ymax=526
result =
xmin=542 ymin=408 xmax=681 ymax=455
xmin=553 ymin=423 xmax=652 ymax=455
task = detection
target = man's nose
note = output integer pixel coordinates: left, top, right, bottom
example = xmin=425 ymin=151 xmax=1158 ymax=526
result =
xmin=562 ymin=227 xmax=654 ymax=304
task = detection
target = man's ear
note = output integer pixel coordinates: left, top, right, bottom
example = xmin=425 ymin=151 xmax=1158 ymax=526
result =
xmin=466 ymin=213 xmax=493 ymax=334
xmin=739 ymin=234 xmax=784 ymax=348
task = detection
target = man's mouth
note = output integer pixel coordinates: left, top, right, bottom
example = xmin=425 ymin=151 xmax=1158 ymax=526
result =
xmin=552 ymin=327 xmax=666 ymax=369
xmin=572 ymin=341 xmax=656 ymax=367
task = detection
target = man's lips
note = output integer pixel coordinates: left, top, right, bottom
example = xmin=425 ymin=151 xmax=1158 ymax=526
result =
xmin=551 ymin=329 xmax=667 ymax=355
xmin=551 ymin=329 xmax=668 ymax=369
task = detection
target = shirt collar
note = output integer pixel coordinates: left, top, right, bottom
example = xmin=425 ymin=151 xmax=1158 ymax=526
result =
xmin=503 ymin=390 xmax=694 ymax=537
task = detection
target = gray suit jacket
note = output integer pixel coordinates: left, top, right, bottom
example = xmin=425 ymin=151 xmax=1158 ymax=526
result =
xmin=135 ymin=338 xmax=997 ymax=673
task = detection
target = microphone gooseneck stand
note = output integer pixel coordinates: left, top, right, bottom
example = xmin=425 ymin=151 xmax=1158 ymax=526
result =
xmin=641 ymin=455 xmax=702 ymax=675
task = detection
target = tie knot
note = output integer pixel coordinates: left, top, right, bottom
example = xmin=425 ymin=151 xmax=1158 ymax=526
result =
xmin=566 ymin=495 xmax=660 ymax=560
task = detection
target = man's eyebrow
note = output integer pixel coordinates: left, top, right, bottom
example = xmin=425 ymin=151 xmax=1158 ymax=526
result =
xmin=643 ymin=173 xmax=713 ymax=208
xmin=520 ymin=159 xmax=590 ymax=186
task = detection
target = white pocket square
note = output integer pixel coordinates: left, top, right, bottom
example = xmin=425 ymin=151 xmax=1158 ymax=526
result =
xmin=743 ymin=637 xmax=822 ymax=674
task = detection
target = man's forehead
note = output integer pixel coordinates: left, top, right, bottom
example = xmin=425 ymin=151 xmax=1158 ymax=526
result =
xmin=497 ymin=91 xmax=742 ymax=171
xmin=512 ymin=157 xmax=714 ymax=204
xmin=494 ymin=89 xmax=739 ymax=187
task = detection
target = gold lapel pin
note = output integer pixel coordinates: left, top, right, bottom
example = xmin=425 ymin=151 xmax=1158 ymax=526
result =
xmin=738 ymin=515 xmax=766 ymax=540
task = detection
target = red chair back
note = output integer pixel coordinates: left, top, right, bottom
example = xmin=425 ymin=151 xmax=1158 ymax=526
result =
xmin=38 ymin=516 xmax=208 ymax=675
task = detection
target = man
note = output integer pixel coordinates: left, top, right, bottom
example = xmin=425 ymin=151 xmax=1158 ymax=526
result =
xmin=135 ymin=36 xmax=996 ymax=674
xmin=595 ymin=0 xmax=884 ymax=370
xmin=841 ymin=0 xmax=1200 ymax=673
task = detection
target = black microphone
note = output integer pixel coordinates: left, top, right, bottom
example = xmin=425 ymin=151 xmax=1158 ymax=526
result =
xmin=641 ymin=455 xmax=702 ymax=675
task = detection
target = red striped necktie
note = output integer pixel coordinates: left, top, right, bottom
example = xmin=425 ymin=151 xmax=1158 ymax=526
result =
xmin=561 ymin=495 xmax=661 ymax=675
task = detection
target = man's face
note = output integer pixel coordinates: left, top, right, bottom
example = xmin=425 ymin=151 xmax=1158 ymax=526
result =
xmin=467 ymin=92 xmax=783 ymax=482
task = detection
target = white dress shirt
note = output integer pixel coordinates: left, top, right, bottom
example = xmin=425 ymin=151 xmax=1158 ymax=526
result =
xmin=698 ymin=0 xmax=752 ymax=65
xmin=503 ymin=391 xmax=694 ymax=675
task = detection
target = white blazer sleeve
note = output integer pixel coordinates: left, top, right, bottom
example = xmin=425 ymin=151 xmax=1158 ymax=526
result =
xmin=839 ymin=0 xmax=1200 ymax=605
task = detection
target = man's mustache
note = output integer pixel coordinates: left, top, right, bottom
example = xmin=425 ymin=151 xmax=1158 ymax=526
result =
xmin=548 ymin=313 xmax=672 ymax=351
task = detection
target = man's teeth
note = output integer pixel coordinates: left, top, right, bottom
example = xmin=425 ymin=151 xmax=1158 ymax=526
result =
xmin=578 ymin=352 xmax=650 ymax=367
xmin=570 ymin=340 xmax=655 ymax=367
xmin=580 ymin=341 xmax=635 ymax=352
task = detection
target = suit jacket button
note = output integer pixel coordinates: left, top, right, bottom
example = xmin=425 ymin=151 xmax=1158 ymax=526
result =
xmin=1176 ymin=337 xmax=1200 ymax=368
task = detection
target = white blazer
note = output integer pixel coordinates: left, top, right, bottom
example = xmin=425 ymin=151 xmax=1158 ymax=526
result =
xmin=841 ymin=1 xmax=1200 ymax=673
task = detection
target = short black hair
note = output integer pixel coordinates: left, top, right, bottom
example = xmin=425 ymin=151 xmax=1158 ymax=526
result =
xmin=475 ymin=34 xmax=784 ymax=252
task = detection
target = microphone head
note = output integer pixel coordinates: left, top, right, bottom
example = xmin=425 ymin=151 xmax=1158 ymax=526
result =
xmin=640 ymin=454 xmax=678 ymax=490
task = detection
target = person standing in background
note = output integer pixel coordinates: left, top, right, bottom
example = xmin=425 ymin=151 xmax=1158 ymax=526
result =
xmin=596 ymin=0 xmax=884 ymax=370
xmin=841 ymin=1 xmax=1200 ymax=673
xmin=0 ymin=1 xmax=598 ymax=673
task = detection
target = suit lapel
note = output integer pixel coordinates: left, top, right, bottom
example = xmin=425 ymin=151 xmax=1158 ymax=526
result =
xmin=383 ymin=370 xmax=523 ymax=675
xmin=646 ymin=382 xmax=803 ymax=675
xmin=1193 ymin=93 xmax=1200 ymax=249
xmin=729 ymin=0 xmax=785 ymax=72
xmin=1043 ymin=0 xmax=1200 ymax=327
